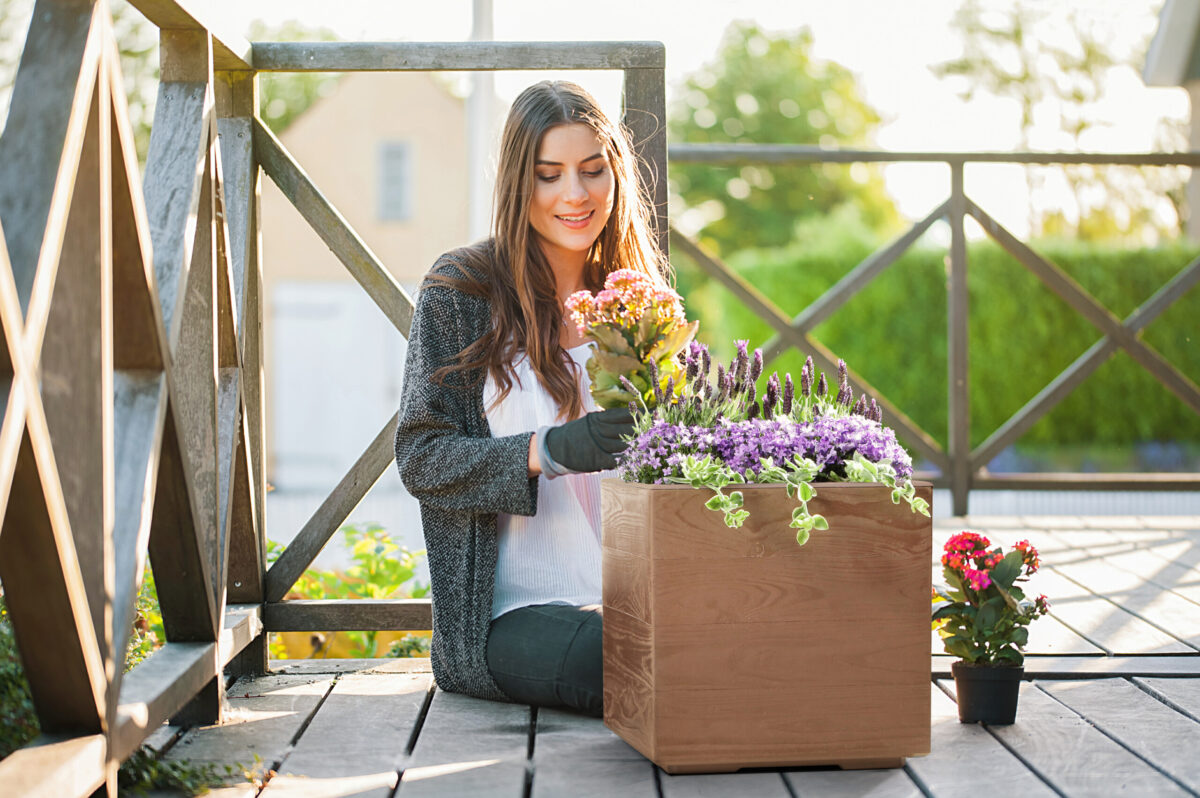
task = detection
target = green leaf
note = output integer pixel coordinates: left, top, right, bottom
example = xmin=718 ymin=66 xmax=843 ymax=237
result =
xmin=990 ymin=551 xmax=1023 ymax=590
xmin=811 ymin=514 xmax=829 ymax=530
xmin=795 ymin=528 xmax=811 ymax=546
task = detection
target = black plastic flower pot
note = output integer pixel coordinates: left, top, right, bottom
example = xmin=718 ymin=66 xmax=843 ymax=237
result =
xmin=951 ymin=661 xmax=1024 ymax=724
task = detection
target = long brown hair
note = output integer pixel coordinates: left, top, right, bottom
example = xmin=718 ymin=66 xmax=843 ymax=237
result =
xmin=430 ymin=80 xmax=670 ymax=420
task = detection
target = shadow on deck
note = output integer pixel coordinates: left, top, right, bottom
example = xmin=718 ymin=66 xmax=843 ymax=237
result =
xmin=139 ymin=515 xmax=1200 ymax=797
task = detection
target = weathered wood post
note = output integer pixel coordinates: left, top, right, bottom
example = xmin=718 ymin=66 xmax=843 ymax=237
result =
xmin=947 ymin=160 xmax=969 ymax=516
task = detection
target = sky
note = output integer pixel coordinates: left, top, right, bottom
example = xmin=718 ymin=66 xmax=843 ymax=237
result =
xmin=227 ymin=0 xmax=1185 ymax=239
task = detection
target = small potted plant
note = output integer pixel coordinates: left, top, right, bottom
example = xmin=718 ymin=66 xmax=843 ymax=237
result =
xmin=932 ymin=532 xmax=1050 ymax=724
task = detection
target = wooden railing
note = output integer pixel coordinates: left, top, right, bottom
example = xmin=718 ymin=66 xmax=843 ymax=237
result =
xmin=1 ymin=2 xmax=1197 ymax=795
xmin=670 ymin=144 xmax=1200 ymax=515
xmin=0 ymin=2 xmax=666 ymax=795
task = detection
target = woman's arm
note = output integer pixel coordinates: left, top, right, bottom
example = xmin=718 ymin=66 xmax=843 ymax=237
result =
xmin=395 ymin=279 xmax=540 ymax=516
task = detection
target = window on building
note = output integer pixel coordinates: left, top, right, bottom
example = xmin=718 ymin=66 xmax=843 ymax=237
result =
xmin=378 ymin=141 xmax=412 ymax=221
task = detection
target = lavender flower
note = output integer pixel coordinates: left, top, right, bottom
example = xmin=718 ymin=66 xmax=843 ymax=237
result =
xmin=800 ymin=363 xmax=812 ymax=398
xmin=734 ymin=340 xmax=749 ymax=384
xmin=648 ymin=359 xmax=663 ymax=405
xmin=782 ymin=374 xmax=795 ymax=416
xmin=837 ymin=359 xmax=848 ymax=387
xmin=816 ymin=373 xmax=828 ymax=398
xmin=870 ymin=398 xmax=881 ymax=423
xmin=750 ymin=349 xmax=763 ymax=382
xmin=764 ymin=373 xmax=781 ymax=417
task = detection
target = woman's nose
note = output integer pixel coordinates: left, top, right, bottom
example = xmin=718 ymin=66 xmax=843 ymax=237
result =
xmin=563 ymin=172 xmax=588 ymax=203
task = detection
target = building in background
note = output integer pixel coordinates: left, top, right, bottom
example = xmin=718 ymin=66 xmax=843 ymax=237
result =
xmin=261 ymin=71 xmax=469 ymax=491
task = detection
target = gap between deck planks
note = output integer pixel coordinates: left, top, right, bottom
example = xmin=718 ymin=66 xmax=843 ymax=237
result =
xmin=148 ymin=667 xmax=1200 ymax=798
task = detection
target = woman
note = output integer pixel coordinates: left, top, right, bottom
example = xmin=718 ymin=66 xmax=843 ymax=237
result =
xmin=394 ymin=80 xmax=671 ymax=716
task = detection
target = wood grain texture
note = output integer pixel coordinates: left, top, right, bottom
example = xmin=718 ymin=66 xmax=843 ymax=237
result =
xmin=621 ymin=68 xmax=667 ymax=256
xmin=532 ymin=708 xmax=656 ymax=798
xmin=980 ymin=681 xmax=1191 ymax=797
xmin=602 ymin=608 xmax=655 ymax=761
xmin=1041 ymin=678 xmax=1200 ymax=792
xmin=398 ymin=690 xmax=529 ymax=798
xmin=226 ymin=395 xmax=262 ymax=604
xmin=904 ymin=683 xmax=1057 ymax=798
xmin=1134 ymin=678 xmax=1200 ymax=723
xmin=109 ymin=35 xmax=166 ymax=373
xmin=0 ymin=424 xmax=107 ymax=731
xmin=113 ymin=641 xmax=215 ymax=760
xmin=263 ymin=672 xmax=432 ymax=798
xmin=250 ymin=40 xmax=665 ymax=71
xmin=264 ymin=413 xmax=399 ymax=602
xmin=660 ymin=771 xmax=790 ymax=796
xmin=148 ymin=398 xmax=218 ymax=641
xmin=602 ymin=480 xmax=931 ymax=773
xmin=254 ymin=120 xmax=414 ymax=336
xmin=0 ymin=0 xmax=98 ymax=316
xmin=785 ymin=769 xmax=921 ymax=798
xmin=1031 ymin=566 xmax=1192 ymax=654
xmin=214 ymin=367 xmax=240 ymax=612
xmin=124 ymin=0 xmax=253 ymax=70
xmin=0 ymin=733 xmax=107 ymax=798
xmin=932 ymin=656 xmax=1200 ymax=679
xmin=164 ymin=673 xmax=335 ymax=773
xmin=143 ymin=77 xmax=208 ymax=345
xmin=39 ymin=71 xmax=114 ymax=681
xmin=110 ymin=372 xmax=167 ymax=692
xmin=263 ymin=599 xmax=432 ymax=632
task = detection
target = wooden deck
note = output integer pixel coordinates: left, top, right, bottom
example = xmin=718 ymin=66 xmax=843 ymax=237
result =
xmin=148 ymin=515 xmax=1200 ymax=797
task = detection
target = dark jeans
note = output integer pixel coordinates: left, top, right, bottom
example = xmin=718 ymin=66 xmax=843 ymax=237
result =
xmin=486 ymin=603 xmax=603 ymax=717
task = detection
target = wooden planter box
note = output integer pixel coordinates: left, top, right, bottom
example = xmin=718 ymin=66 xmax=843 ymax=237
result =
xmin=601 ymin=479 xmax=933 ymax=774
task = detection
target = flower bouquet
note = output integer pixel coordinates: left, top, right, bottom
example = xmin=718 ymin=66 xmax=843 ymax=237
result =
xmin=615 ymin=340 xmax=930 ymax=544
xmin=565 ymin=269 xmax=699 ymax=409
xmin=932 ymin=532 xmax=1050 ymax=724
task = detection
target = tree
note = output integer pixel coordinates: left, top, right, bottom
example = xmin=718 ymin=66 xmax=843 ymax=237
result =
xmin=669 ymin=22 xmax=899 ymax=255
xmin=935 ymin=0 xmax=1184 ymax=242
xmin=1 ymin=1 xmax=338 ymax=163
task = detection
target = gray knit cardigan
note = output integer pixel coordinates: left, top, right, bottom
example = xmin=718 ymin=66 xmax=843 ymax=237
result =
xmin=394 ymin=247 xmax=537 ymax=702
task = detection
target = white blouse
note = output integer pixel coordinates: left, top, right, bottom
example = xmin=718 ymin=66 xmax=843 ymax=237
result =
xmin=484 ymin=343 xmax=609 ymax=620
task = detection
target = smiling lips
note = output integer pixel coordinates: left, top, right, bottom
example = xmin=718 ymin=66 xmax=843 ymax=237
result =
xmin=555 ymin=210 xmax=594 ymax=229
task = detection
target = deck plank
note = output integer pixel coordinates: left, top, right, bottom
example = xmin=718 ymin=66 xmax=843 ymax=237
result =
xmin=397 ymin=690 xmax=530 ymax=797
xmin=1049 ymin=558 xmax=1200 ymax=650
xmin=1027 ymin=567 xmax=1192 ymax=654
xmin=955 ymin=680 xmax=1192 ymax=797
xmin=162 ymin=673 xmax=336 ymax=794
xmin=260 ymin=672 xmax=432 ymax=797
xmin=658 ymin=771 xmax=790 ymax=797
xmin=530 ymin=708 xmax=657 ymax=798
xmin=784 ymin=767 xmax=921 ymax=797
xmin=904 ymin=684 xmax=1056 ymax=798
xmin=1134 ymin=678 xmax=1200 ymax=723
xmin=1040 ymin=679 xmax=1200 ymax=793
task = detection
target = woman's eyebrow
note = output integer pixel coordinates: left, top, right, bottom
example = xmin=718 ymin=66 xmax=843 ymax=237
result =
xmin=535 ymin=152 xmax=606 ymax=166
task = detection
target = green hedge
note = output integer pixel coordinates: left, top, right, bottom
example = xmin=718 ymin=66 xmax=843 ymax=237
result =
xmin=676 ymin=236 xmax=1200 ymax=451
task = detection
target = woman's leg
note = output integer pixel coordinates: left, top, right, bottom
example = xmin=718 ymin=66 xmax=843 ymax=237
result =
xmin=485 ymin=604 xmax=603 ymax=716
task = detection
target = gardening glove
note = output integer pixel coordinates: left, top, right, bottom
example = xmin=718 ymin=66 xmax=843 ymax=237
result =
xmin=537 ymin=407 xmax=635 ymax=477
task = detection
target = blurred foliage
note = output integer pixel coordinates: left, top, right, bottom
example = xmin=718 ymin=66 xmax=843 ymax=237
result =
xmin=0 ymin=2 xmax=339 ymax=163
xmin=668 ymin=21 xmax=900 ymax=255
xmin=678 ymin=218 xmax=1200 ymax=454
xmin=0 ymin=594 xmax=38 ymax=760
xmin=934 ymin=0 xmax=1186 ymax=241
xmin=267 ymin=524 xmax=430 ymax=660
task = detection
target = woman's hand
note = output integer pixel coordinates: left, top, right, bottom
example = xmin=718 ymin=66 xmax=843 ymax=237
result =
xmin=541 ymin=408 xmax=635 ymax=474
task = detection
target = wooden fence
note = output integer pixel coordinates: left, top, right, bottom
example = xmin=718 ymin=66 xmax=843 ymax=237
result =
xmin=0 ymin=1 xmax=1196 ymax=796
xmin=670 ymin=145 xmax=1200 ymax=514
xmin=0 ymin=1 xmax=666 ymax=795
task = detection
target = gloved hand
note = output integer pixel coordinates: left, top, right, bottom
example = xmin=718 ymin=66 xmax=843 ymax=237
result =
xmin=542 ymin=407 xmax=635 ymax=474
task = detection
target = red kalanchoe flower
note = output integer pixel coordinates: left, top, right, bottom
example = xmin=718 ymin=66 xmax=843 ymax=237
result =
xmin=1014 ymin=539 xmax=1041 ymax=574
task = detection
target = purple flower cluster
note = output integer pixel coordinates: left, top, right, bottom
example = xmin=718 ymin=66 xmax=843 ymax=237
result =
xmin=619 ymin=414 xmax=913 ymax=484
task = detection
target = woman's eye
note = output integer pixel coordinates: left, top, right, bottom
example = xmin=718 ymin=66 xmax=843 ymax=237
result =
xmin=583 ymin=169 xmax=606 ymax=178
xmin=537 ymin=174 xmax=560 ymax=183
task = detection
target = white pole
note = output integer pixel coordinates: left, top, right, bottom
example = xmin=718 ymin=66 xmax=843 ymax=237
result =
xmin=467 ymin=0 xmax=496 ymax=242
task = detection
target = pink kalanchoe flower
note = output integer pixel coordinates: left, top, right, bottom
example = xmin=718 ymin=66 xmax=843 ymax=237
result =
xmin=964 ymin=568 xmax=992 ymax=591
xmin=945 ymin=531 xmax=991 ymax=554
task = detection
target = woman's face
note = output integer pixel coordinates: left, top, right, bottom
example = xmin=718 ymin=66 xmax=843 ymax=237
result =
xmin=529 ymin=123 xmax=614 ymax=270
